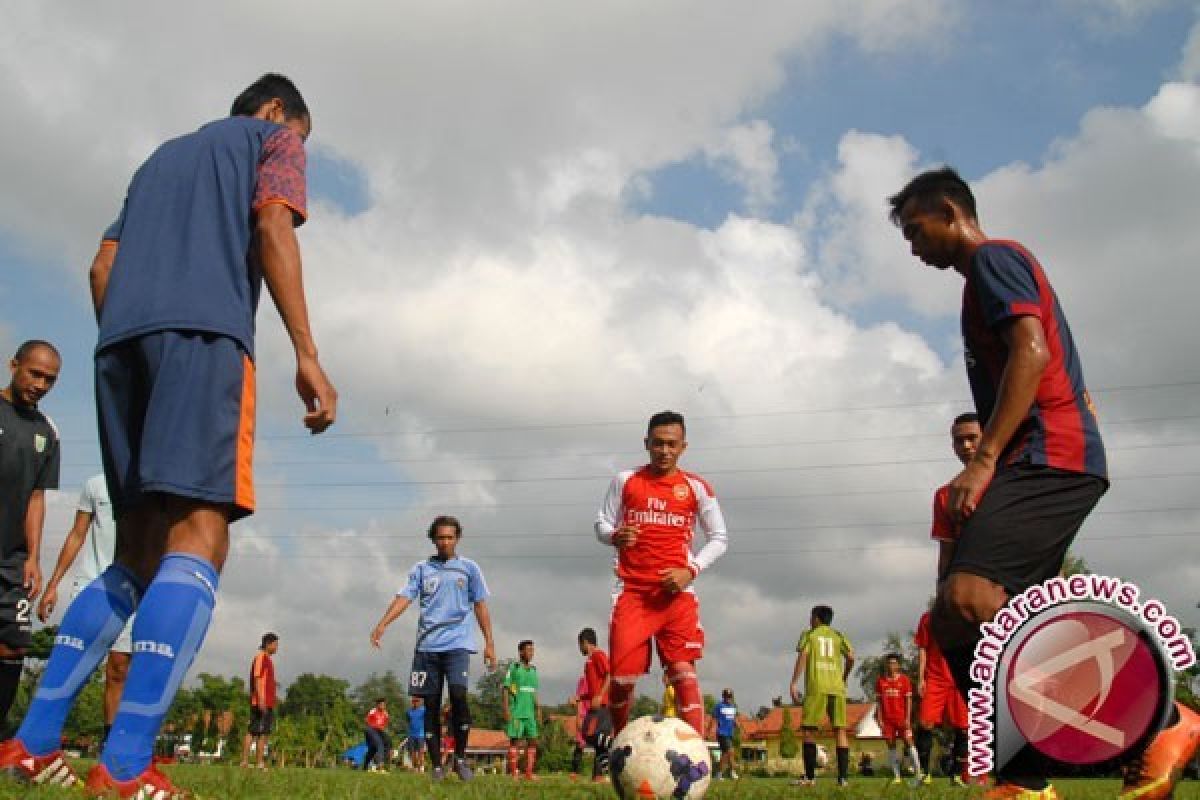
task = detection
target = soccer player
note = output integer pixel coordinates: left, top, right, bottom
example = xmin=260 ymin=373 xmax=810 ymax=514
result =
xmin=38 ymin=474 xmax=132 ymax=742
xmin=890 ymin=167 xmax=1200 ymax=798
xmin=577 ymin=627 xmax=612 ymax=782
xmin=568 ymin=674 xmax=590 ymax=780
xmin=363 ymin=698 xmax=392 ymax=772
xmin=660 ymin=670 xmax=677 ymax=718
xmin=370 ymin=515 xmax=496 ymax=782
xmin=595 ymin=410 xmax=728 ymax=741
xmin=914 ymin=610 xmax=967 ymax=785
xmin=932 ymin=413 xmax=983 ymax=582
xmin=709 ymin=688 xmax=742 ymax=780
xmin=0 ymin=341 xmax=60 ymax=734
xmin=2 ymin=74 xmax=337 ymax=798
xmin=874 ymin=653 xmax=920 ymax=784
xmin=405 ymin=696 xmax=426 ymax=772
xmin=503 ymin=639 xmax=540 ymax=780
xmin=241 ymin=633 xmax=278 ymax=769
xmin=789 ymin=604 xmax=854 ymax=787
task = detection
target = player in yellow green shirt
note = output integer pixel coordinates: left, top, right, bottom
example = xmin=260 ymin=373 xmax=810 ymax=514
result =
xmin=503 ymin=640 xmax=540 ymax=781
xmin=789 ymin=605 xmax=854 ymax=787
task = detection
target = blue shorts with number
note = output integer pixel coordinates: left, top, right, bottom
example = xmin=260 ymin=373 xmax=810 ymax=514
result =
xmin=409 ymin=649 xmax=471 ymax=697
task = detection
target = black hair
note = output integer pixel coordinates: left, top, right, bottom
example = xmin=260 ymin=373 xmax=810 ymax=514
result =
xmin=261 ymin=632 xmax=279 ymax=648
xmin=230 ymin=73 xmax=309 ymax=121
xmin=887 ymin=166 xmax=977 ymax=226
xmin=647 ymin=410 xmax=686 ymax=437
xmin=375 ymin=697 xmax=386 ymax=704
xmin=885 ymin=652 xmax=901 ymax=662
xmin=811 ymin=605 xmax=834 ymax=625
xmin=518 ymin=639 xmax=534 ymax=650
xmin=14 ymin=339 xmax=60 ymax=363
xmin=722 ymin=688 xmax=734 ymax=699
xmin=952 ymin=412 xmax=980 ymax=427
xmin=428 ymin=515 xmax=463 ymax=541
xmin=578 ymin=627 xmax=597 ymax=646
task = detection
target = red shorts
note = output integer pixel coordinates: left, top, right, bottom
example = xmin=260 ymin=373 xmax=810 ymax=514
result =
xmin=881 ymin=718 xmax=912 ymax=741
xmin=609 ymin=589 xmax=704 ymax=677
xmin=919 ymin=674 xmax=967 ymax=729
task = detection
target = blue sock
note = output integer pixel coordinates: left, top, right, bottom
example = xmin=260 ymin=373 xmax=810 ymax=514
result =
xmin=17 ymin=564 xmax=141 ymax=756
xmin=100 ymin=554 xmax=219 ymax=780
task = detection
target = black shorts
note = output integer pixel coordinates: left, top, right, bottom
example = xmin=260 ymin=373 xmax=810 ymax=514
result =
xmin=409 ymin=649 xmax=471 ymax=698
xmin=0 ymin=560 xmax=32 ymax=650
xmin=718 ymin=735 xmax=734 ymax=754
xmin=248 ymin=707 xmax=275 ymax=735
xmin=582 ymin=707 xmax=612 ymax=743
xmin=949 ymin=464 xmax=1107 ymax=595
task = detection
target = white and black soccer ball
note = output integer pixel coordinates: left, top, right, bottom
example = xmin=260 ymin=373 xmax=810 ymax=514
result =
xmin=609 ymin=715 xmax=712 ymax=799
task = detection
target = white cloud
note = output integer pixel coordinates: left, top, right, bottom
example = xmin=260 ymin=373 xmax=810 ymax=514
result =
xmin=703 ymin=120 xmax=780 ymax=214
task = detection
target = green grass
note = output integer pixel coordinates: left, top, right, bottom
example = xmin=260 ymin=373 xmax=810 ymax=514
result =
xmin=3 ymin=765 xmax=1198 ymax=799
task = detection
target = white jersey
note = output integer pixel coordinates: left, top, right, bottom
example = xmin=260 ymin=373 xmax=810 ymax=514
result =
xmin=75 ymin=474 xmax=116 ymax=583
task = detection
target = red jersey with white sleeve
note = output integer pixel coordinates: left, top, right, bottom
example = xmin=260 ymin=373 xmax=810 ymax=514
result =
xmin=931 ymin=483 xmax=957 ymax=542
xmin=366 ymin=707 xmax=389 ymax=730
xmin=875 ymin=674 xmax=912 ymax=724
xmin=595 ymin=466 xmax=728 ymax=591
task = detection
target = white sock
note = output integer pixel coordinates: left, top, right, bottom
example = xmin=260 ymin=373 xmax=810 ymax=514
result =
xmin=887 ymin=748 xmax=900 ymax=777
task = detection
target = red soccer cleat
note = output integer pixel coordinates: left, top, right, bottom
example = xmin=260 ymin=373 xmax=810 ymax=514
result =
xmin=982 ymin=783 xmax=1059 ymax=799
xmin=1120 ymin=702 xmax=1200 ymax=800
xmin=0 ymin=738 xmax=79 ymax=787
xmin=85 ymin=762 xmax=190 ymax=798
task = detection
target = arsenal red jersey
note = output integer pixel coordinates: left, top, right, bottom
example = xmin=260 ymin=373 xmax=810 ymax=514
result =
xmin=931 ymin=484 xmax=957 ymax=542
xmin=583 ymin=649 xmax=609 ymax=706
xmin=875 ymin=673 xmax=912 ymax=723
xmin=595 ymin=466 xmax=727 ymax=591
xmin=915 ymin=612 xmax=952 ymax=686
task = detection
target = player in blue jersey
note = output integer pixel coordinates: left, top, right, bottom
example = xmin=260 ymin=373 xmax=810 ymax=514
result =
xmin=1 ymin=75 xmax=337 ymax=799
xmin=889 ymin=167 xmax=1197 ymax=799
xmin=371 ymin=516 xmax=496 ymax=782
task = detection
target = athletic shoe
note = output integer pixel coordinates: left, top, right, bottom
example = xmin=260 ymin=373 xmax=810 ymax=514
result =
xmin=84 ymin=762 xmax=188 ymax=798
xmin=952 ymin=774 xmax=968 ymax=787
xmin=729 ymin=769 xmax=739 ymax=780
xmin=431 ymin=766 xmax=445 ymax=781
xmin=452 ymin=757 xmax=474 ymax=782
xmin=982 ymin=782 xmax=1059 ymax=799
xmin=891 ymin=776 xmax=903 ymax=785
xmin=0 ymin=739 xmax=79 ymax=787
xmin=789 ymin=777 xmax=814 ymax=787
xmin=837 ymin=777 xmax=849 ymax=787
xmin=568 ymin=772 xmax=579 ymax=781
xmin=592 ymin=775 xmax=610 ymax=783
xmin=1120 ymin=702 xmax=1200 ymax=800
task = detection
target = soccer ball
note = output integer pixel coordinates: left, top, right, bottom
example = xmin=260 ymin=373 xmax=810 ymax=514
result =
xmin=609 ymin=715 xmax=712 ymax=799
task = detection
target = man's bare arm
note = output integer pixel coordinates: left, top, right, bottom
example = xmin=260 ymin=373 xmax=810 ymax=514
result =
xmin=23 ymin=489 xmax=47 ymax=599
xmin=474 ymin=600 xmax=496 ymax=670
xmin=38 ymin=510 xmax=94 ymax=621
xmin=89 ymin=242 xmax=117 ymax=321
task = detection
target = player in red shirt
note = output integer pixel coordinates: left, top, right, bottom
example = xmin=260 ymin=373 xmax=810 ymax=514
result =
xmin=240 ymin=632 xmax=278 ymax=769
xmin=595 ymin=411 xmax=728 ymax=740
xmin=874 ymin=653 xmax=920 ymax=784
xmin=931 ymin=413 xmax=982 ymax=582
xmin=363 ymin=698 xmax=392 ymax=772
xmin=577 ymin=627 xmax=611 ymax=782
xmin=914 ymin=611 xmax=968 ymax=785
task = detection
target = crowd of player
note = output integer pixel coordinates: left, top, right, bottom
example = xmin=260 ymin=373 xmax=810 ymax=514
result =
xmin=0 ymin=71 xmax=1197 ymax=800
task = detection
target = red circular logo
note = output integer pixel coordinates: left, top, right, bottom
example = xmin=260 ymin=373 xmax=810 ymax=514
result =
xmin=1006 ymin=611 xmax=1161 ymax=764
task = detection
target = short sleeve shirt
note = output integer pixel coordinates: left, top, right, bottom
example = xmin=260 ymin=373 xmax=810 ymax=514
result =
xmin=875 ymin=674 xmax=912 ymax=722
xmin=504 ymin=662 xmax=539 ymax=719
xmin=98 ymin=116 xmax=307 ymax=358
xmin=76 ymin=475 xmax=117 ymax=583
xmin=915 ymin=612 xmax=952 ymax=686
xmin=714 ymin=701 xmax=738 ymax=737
xmin=930 ymin=484 xmax=956 ymax=543
xmin=406 ymin=706 xmax=426 ymax=737
xmin=962 ymin=241 xmax=1106 ymax=478
xmin=0 ymin=396 xmax=60 ymax=561
xmin=583 ymin=649 xmax=610 ymax=706
xmin=366 ymin=708 xmax=390 ymax=730
xmin=399 ymin=556 xmax=489 ymax=653
xmin=797 ymin=625 xmax=853 ymax=696
xmin=250 ymin=651 xmax=276 ymax=709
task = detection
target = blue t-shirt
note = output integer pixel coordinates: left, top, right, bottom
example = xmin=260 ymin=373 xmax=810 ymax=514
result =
xmin=406 ymin=706 xmax=426 ymax=737
xmin=962 ymin=241 xmax=1106 ymax=479
xmin=714 ymin=701 xmax=737 ymax=737
xmin=399 ymin=556 xmax=490 ymax=653
xmin=99 ymin=116 xmax=308 ymax=358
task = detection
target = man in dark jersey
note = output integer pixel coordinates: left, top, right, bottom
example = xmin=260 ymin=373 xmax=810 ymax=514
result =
xmin=1 ymin=74 xmax=337 ymax=799
xmin=890 ymin=167 xmax=1196 ymax=799
xmin=0 ymin=341 xmax=61 ymax=735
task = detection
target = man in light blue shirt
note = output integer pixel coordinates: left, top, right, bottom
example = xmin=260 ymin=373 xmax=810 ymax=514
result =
xmin=37 ymin=475 xmax=134 ymax=739
xmin=371 ymin=515 xmax=495 ymax=782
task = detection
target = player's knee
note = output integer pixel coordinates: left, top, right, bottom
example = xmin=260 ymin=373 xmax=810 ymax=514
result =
xmin=940 ymin=574 xmax=1004 ymax=630
xmin=106 ymin=656 xmax=130 ymax=684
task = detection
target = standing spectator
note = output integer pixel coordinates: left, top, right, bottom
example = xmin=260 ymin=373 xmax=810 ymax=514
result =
xmin=363 ymin=698 xmax=391 ymax=772
xmin=241 ymin=633 xmax=278 ymax=769
xmin=405 ymin=696 xmax=426 ymax=772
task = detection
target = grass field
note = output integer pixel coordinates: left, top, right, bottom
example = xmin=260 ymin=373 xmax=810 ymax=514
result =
xmin=4 ymin=766 xmax=1199 ymax=800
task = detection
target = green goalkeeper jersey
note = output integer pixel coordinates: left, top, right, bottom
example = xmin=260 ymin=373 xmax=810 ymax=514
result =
xmin=797 ymin=624 xmax=853 ymax=695
xmin=504 ymin=662 xmax=539 ymax=719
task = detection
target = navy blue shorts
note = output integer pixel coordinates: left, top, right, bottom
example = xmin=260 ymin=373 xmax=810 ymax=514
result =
xmin=409 ymin=649 xmax=471 ymax=698
xmin=95 ymin=331 xmax=256 ymax=520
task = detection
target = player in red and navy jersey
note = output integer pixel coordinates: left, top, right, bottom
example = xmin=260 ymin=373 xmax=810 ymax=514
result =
xmin=874 ymin=653 xmax=920 ymax=784
xmin=595 ymin=410 xmax=728 ymax=741
xmin=890 ymin=167 xmax=1197 ymax=799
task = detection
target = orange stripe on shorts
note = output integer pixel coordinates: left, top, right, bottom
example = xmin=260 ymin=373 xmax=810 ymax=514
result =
xmin=235 ymin=355 xmax=256 ymax=512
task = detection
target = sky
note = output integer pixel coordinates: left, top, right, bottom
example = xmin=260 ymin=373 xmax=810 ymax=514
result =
xmin=2 ymin=0 xmax=1199 ymax=714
